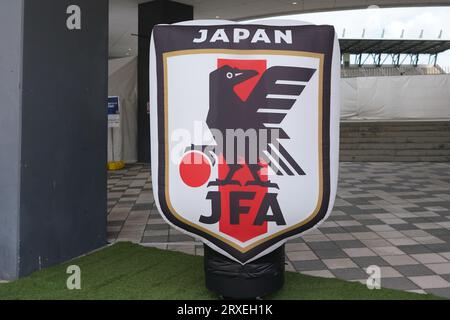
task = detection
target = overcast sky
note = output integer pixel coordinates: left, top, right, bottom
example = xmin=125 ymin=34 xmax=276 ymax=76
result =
xmin=248 ymin=6 xmax=450 ymax=68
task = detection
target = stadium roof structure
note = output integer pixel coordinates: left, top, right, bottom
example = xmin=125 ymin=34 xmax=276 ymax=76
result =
xmin=340 ymin=39 xmax=450 ymax=55
xmin=340 ymin=38 xmax=450 ymax=66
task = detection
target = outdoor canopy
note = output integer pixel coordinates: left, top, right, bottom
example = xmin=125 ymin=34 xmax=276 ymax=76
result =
xmin=150 ymin=20 xmax=340 ymax=264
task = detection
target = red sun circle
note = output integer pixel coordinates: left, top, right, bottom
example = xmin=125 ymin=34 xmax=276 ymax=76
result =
xmin=179 ymin=151 xmax=211 ymax=187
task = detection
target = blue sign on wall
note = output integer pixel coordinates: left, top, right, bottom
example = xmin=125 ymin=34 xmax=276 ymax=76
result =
xmin=108 ymin=96 xmax=120 ymax=127
xmin=108 ymin=96 xmax=120 ymax=115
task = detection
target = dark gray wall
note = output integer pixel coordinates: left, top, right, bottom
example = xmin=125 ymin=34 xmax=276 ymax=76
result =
xmin=137 ymin=0 xmax=193 ymax=162
xmin=11 ymin=0 xmax=108 ymax=278
xmin=0 ymin=0 xmax=23 ymax=281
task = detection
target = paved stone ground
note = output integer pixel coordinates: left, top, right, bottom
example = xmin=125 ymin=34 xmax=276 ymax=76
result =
xmin=107 ymin=162 xmax=450 ymax=298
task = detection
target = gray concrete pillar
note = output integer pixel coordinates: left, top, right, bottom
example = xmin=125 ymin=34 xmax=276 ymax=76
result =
xmin=0 ymin=0 xmax=109 ymax=280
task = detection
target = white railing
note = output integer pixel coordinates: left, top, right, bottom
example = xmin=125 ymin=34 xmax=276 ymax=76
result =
xmin=341 ymin=65 xmax=449 ymax=78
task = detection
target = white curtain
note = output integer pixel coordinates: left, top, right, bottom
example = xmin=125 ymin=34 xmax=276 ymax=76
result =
xmin=108 ymin=56 xmax=138 ymax=163
xmin=341 ymin=74 xmax=450 ymax=120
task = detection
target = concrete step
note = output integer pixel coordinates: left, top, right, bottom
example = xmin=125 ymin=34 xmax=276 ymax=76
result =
xmin=340 ymin=155 xmax=450 ymax=162
xmin=341 ymin=121 xmax=450 ymax=132
xmin=341 ymin=136 xmax=450 ymax=143
xmin=341 ymin=149 xmax=450 ymax=156
xmin=341 ymin=131 xmax=450 ymax=138
xmin=340 ymin=143 xmax=450 ymax=150
xmin=339 ymin=121 xmax=450 ymax=162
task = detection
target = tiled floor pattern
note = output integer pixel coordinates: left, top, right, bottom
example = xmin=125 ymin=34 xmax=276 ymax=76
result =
xmin=107 ymin=162 xmax=450 ymax=298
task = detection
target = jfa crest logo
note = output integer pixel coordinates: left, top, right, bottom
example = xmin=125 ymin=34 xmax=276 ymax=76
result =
xmin=151 ymin=25 xmax=338 ymax=263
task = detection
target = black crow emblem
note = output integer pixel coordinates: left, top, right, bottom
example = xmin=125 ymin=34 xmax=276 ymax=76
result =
xmin=191 ymin=64 xmax=316 ymax=189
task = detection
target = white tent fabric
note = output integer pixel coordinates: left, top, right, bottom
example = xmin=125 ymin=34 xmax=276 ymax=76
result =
xmin=108 ymin=56 xmax=138 ymax=163
xmin=341 ymin=74 xmax=450 ymax=120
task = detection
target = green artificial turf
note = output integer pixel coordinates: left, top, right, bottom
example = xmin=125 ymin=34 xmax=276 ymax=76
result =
xmin=0 ymin=242 xmax=442 ymax=300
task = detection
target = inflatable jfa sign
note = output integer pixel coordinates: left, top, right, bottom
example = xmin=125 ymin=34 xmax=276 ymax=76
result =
xmin=150 ymin=20 xmax=340 ymax=264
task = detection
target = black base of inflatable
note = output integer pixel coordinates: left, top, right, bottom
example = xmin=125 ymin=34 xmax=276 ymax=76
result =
xmin=203 ymin=245 xmax=285 ymax=299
